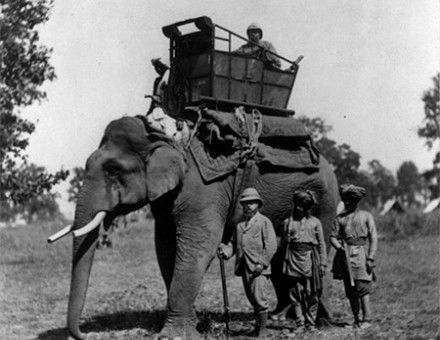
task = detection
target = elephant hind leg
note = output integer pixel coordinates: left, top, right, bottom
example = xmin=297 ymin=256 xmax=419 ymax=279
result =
xmin=155 ymin=219 xmax=176 ymax=292
xmin=270 ymin=251 xmax=291 ymax=313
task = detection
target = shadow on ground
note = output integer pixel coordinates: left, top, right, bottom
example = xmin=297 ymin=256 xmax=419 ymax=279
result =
xmin=37 ymin=310 xmax=166 ymax=339
xmin=37 ymin=310 xmax=256 ymax=339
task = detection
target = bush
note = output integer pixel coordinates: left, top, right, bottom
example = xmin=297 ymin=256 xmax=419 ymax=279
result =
xmin=375 ymin=208 xmax=438 ymax=240
xmin=423 ymin=208 xmax=440 ymax=236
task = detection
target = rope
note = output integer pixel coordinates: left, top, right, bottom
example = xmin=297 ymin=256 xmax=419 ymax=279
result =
xmin=184 ymin=107 xmax=203 ymax=149
xmin=240 ymin=108 xmax=263 ymax=162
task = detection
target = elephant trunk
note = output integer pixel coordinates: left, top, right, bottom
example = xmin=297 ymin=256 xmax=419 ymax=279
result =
xmin=67 ymin=231 xmax=99 ymax=339
xmin=67 ymin=192 xmax=102 ymax=339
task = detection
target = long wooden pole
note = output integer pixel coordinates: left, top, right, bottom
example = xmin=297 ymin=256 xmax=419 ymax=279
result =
xmin=214 ymin=23 xmax=302 ymax=67
xmin=218 ymin=253 xmax=230 ymax=339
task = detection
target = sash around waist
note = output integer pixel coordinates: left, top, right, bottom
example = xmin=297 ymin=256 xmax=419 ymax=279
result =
xmin=346 ymin=237 xmax=367 ymax=246
xmin=289 ymin=242 xmax=314 ymax=251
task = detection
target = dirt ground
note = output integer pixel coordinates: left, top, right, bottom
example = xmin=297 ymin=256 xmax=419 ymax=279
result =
xmin=0 ymin=219 xmax=438 ymax=339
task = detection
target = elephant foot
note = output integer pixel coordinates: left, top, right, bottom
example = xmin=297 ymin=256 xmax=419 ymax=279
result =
xmin=159 ymin=316 xmax=202 ymax=340
xmin=315 ymin=316 xmax=334 ymax=328
xmin=68 ymin=335 xmax=86 ymax=340
xmin=68 ymin=326 xmax=87 ymax=340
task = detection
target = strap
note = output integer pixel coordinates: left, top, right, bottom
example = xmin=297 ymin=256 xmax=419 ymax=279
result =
xmin=184 ymin=107 xmax=203 ymax=149
xmin=224 ymin=159 xmax=259 ymax=242
xmin=250 ymin=109 xmax=263 ymax=144
xmin=241 ymin=109 xmax=263 ymax=161
xmin=289 ymin=242 xmax=313 ymax=251
xmin=226 ymin=160 xmax=257 ymax=222
xmin=346 ymin=237 xmax=367 ymax=246
xmin=226 ymin=166 xmax=245 ymax=224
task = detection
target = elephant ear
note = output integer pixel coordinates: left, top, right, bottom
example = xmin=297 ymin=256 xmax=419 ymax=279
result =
xmin=146 ymin=145 xmax=186 ymax=201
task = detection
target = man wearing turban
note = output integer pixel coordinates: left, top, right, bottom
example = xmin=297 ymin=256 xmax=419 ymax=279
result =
xmin=278 ymin=189 xmax=327 ymax=329
xmin=330 ymin=184 xmax=378 ymax=328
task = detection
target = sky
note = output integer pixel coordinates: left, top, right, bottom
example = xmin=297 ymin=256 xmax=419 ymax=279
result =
xmin=21 ymin=0 xmax=440 ymax=217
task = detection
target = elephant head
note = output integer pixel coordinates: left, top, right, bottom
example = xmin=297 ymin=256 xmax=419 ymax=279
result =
xmin=61 ymin=117 xmax=186 ymax=339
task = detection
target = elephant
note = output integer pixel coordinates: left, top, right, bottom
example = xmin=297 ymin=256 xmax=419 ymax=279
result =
xmin=62 ymin=114 xmax=339 ymax=339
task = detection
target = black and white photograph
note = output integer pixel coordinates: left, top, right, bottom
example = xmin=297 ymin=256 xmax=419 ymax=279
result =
xmin=1 ymin=1 xmax=439 ymax=339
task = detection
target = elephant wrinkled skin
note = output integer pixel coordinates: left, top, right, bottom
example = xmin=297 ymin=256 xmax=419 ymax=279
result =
xmin=66 ymin=116 xmax=338 ymax=339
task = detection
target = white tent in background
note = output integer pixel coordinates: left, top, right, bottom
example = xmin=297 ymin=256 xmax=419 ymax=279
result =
xmin=423 ymin=197 xmax=440 ymax=214
xmin=380 ymin=198 xmax=405 ymax=216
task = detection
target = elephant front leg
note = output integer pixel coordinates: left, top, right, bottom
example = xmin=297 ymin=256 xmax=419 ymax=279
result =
xmin=160 ymin=221 xmax=223 ymax=339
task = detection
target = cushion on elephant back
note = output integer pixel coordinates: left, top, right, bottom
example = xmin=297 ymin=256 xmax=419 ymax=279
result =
xmin=196 ymin=108 xmax=320 ymax=169
xmin=189 ymin=137 xmax=241 ymax=183
xmin=255 ymin=142 xmax=320 ymax=170
xmin=199 ymin=108 xmax=311 ymax=144
xmin=187 ymin=108 xmax=320 ymax=183
xmin=189 ymin=135 xmax=320 ymax=184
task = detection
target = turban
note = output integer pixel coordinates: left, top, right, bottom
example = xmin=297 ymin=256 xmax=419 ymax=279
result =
xmin=339 ymin=184 xmax=366 ymax=202
xmin=293 ymin=190 xmax=317 ymax=208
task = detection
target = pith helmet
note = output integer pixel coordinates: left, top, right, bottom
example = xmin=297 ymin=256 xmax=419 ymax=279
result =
xmin=239 ymin=187 xmax=263 ymax=205
xmin=247 ymin=22 xmax=263 ymax=38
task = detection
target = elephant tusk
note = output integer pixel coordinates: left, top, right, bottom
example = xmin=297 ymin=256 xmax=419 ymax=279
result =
xmin=72 ymin=211 xmax=107 ymax=237
xmin=47 ymin=225 xmax=73 ymax=243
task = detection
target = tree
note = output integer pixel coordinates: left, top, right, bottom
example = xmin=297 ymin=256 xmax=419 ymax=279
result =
xmin=333 ymin=143 xmax=361 ymax=184
xmin=314 ymin=137 xmax=339 ymax=163
xmin=418 ymin=73 xmax=440 ymax=149
xmin=67 ymin=167 xmax=85 ymax=203
xmin=367 ymin=159 xmax=396 ymax=207
xmin=352 ymin=170 xmax=376 ymax=207
xmin=1 ymin=0 xmax=68 ymax=220
xmin=300 ymin=116 xmax=400 ymax=208
xmin=299 ymin=115 xmax=361 ymax=185
xmin=0 ymin=163 xmax=62 ymax=222
xmin=418 ymin=73 xmax=440 ymax=199
xmin=298 ymin=116 xmax=332 ymax=142
xmin=396 ymin=161 xmax=421 ymax=205
xmin=22 ymin=192 xmax=61 ymax=222
xmin=421 ymin=158 xmax=440 ymax=199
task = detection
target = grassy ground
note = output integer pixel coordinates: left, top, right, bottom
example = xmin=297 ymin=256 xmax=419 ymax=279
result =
xmin=0 ymin=218 xmax=439 ymax=339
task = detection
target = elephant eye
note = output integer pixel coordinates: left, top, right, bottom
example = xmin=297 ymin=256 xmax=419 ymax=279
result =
xmin=107 ymin=167 xmax=119 ymax=176
xmin=104 ymin=162 xmax=122 ymax=177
